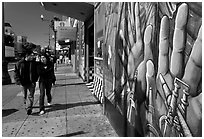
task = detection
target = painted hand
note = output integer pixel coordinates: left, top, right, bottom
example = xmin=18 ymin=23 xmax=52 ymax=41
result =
xmin=119 ymin=3 xmax=154 ymax=104
xmin=144 ymin=3 xmax=202 ymax=136
xmin=119 ymin=2 xmax=154 ymax=135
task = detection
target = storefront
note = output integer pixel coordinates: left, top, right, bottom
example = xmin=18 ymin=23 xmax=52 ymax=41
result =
xmin=42 ymin=2 xmax=94 ymax=83
xmin=75 ymin=15 xmax=94 ymax=82
xmin=93 ymin=3 xmax=105 ymax=103
xmin=84 ymin=16 xmax=94 ymax=83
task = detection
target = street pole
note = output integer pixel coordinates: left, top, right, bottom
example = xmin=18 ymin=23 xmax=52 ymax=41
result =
xmin=2 ymin=2 xmax=11 ymax=85
xmin=54 ymin=30 xmax=57 ymax=71
xmin=41 ymin=15 xmax=59 ymax=70
xmin=41 ymin=15 xmax=51 ymax=51
xmin=48 ymin=25 xmax=50 ymax=50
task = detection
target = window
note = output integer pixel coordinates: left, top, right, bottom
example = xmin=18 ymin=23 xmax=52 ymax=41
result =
xmin=96 ymin=38 xmax=103 ymax=58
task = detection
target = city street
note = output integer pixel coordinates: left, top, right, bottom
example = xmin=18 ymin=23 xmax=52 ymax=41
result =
xmin=2 ymin=64 xmax=118 ymax=137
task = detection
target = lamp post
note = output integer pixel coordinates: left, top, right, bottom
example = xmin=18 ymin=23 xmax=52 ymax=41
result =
xmin=40 ymin=15 xmax=51 ymax=50
xmin=54 ymin=30 xmax=57 ymax=70
xmin=40 ymin=15 xmax=60 ymax=70
xmin=2 ymin=2 xmax=11 ymax=85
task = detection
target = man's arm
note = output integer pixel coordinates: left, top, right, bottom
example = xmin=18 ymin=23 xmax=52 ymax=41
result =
xmin=14 ymin=62 xmax=21 ymax=85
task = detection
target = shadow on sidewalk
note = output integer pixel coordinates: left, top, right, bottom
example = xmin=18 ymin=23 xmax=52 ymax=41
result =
xmin=45 ymin=101 xmax=100 ymax=113
xmin=56 ymin=77 xmax=79 ymax=81
xmin=54 ymin=82 xmax=85 ymax=88
xmin=2 ymin=109 xmax=19 ymax=117
xmin=57 ymin=131 xmax=88 ymax=137
xmin=29 ymin=101 xmax=100 ymax=116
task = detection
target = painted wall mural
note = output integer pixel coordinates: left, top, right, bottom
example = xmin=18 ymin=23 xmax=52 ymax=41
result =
xmin=103 ymin=2 xmax=202 ymax=137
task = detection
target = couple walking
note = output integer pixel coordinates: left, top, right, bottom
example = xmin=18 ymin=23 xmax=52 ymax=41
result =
xmin=14 ymin=50 xmax=56 ymax=115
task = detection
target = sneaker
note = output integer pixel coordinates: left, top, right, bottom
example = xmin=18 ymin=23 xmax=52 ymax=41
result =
xmin=27 ymin=109 xmax=32 ymax=115
xmin=47 ymin=103 xmax=51 ymax=106
xmin=39 ymin=110 xmax=45 ymax=115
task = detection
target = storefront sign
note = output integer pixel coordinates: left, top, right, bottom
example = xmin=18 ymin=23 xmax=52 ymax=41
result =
xmin=57 ymin=26 xmax=77 ymax=41
xmin=56 ymin=42 xmax=61 ymax=50
xmin=16 ymin=36 xmax=27 ymax=44
xmin=5 ymin=46 xmax=15 ymax=57
xmin=54 ymin=21 xmax=70 ymax=30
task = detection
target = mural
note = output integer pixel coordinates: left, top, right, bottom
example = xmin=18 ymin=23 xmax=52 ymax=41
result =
xmin=103 ymin=2 xmax=202 ymax=137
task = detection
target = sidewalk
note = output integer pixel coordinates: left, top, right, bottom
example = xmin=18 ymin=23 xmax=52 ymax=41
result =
xmin=2 ymin=64 xmax=118 ymax=137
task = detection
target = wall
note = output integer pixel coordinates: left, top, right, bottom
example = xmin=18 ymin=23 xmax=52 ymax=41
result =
xmin=100 ymin=2 xmax=202 ymax=137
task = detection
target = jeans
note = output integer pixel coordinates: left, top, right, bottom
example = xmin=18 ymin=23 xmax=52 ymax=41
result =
xmin=22 ymin=83 xmax=36 ymax=110
xmin=39 ymin=80 xmax=52 ymax=111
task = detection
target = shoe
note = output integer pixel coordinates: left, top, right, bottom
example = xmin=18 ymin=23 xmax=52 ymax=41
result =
xmin=39 ymin=110 xmax=45 ymax=115
xmin=47 ymin=103 xmax=51 ymax=106
xmin=27 ymin=109 xmax=32 ymax=115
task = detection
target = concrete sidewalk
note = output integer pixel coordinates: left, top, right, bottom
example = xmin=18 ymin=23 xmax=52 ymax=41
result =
xmin=2 ymin=64 xmax=118 ymax=137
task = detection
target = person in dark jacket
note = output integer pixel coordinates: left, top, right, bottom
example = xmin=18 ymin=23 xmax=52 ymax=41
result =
xmin=14 ymin=51 xmax=39 ymax=115
xmin=37 ymin=53 xmax=56 ymax=115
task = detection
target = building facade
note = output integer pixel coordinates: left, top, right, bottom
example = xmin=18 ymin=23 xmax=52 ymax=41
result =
xmin=42 ymin=2 xmax=202 ymax=137
xmin=93 ymin=2 xmax=202 ymax=137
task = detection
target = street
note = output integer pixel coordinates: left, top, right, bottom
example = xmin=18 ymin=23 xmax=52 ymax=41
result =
xmin=2 ymin=64 xmax=118 ymax=137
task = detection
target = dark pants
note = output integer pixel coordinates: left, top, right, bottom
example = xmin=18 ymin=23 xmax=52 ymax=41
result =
xmin=39 ymin=80 xmax=52 ymax=111
xmin=22 ymin=83 xmax=36 ymax=110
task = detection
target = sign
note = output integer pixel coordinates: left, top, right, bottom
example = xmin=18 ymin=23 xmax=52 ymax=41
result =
xmin=5 ymin=46 xmax=15 ymax=57
xmin=54 ymin=21 xmax=70 ymax=30
xmin=16 ymin=36 xmax=27 ymax=44
xmin=57 ymin=26 xmax=77 ymax=41
xmin=56 ymin=42 xmax=61 ymax=50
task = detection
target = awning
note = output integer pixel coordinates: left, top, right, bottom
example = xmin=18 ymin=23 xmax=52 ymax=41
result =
xmin=42 ymin=2 xmax=94 ymax=22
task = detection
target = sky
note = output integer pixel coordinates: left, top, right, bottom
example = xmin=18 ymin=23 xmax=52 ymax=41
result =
xmin=4 ymin=2 xmax=62 ymax=48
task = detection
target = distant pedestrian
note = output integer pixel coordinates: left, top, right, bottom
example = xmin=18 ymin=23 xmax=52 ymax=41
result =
xmin=59 ymin=55 xmax=63 ymax=64
xmin=37 ymin=53 xmax=56 ymax=115
xmin=14 ymin=51 xmax=39 ymax=115
xmin=64 ymin=55 xmax=68 ymax=65
xmin=50 ymin=54 xmax=57 ymax=64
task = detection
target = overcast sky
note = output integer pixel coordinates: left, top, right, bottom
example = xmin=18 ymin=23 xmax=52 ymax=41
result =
xmin=4 ymin=2 xmax=62 ymax=48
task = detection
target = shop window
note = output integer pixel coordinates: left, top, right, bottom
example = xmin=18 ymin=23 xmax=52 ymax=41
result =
xmin=95 ymin=38 xmax=103 ymax=58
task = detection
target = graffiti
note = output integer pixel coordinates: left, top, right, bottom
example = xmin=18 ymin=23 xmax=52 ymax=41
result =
xmin=103 ymin=2 xmax=202 ymax=137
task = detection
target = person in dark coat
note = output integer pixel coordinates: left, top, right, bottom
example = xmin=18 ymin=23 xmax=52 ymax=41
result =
xmin=14 ymin=51 xmax=39 ymax=115
xmin=37 ymin=53 xmax=56 ymax=115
